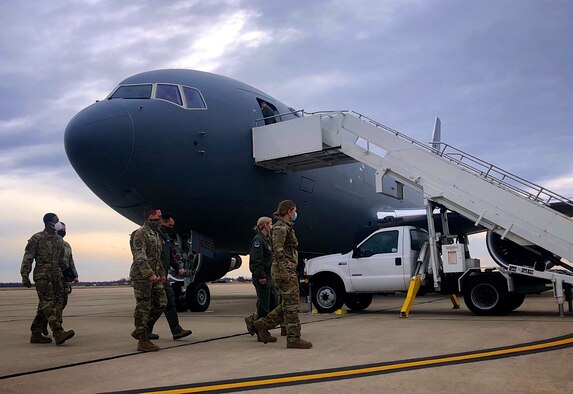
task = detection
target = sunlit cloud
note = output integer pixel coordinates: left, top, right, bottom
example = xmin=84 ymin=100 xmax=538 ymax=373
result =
xmin=539 ymin=173 xmax=573 ymax=199
xmin=171 ymin=10 xmax=265 ymax=71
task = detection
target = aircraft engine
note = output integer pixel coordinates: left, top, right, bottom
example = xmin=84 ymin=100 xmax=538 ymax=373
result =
xmin=485 ymin=231 xmax=558 ymax=270
xmin=194 ymin=251 xmax=242 ymax=283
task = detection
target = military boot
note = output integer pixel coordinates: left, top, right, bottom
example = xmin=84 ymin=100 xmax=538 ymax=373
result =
xmin=131 ymin=328 xmax=159 ymax=340
xmin=30 ymin=334 xmax=52 ymax=344
xmin=254 ymin=320 xmax=272 ymax=344
xmin=173 ymin=328 xmax=192 ymax=340
xmin=54 ymin=330 xmax=75 ymax=345
xmin=137 ymin=333 xmax=160 ymax=352
xmin=244 ymin=316 xmax=255 ymax=336
xmin=258 ymin=334 xmax=278 ymax=343
xmin=286 ymin=338 xmax=313 ymax=349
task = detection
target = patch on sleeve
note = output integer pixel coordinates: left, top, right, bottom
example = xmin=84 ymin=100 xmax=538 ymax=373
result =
xmin=253 ymin=240 xmax=261 ymax=248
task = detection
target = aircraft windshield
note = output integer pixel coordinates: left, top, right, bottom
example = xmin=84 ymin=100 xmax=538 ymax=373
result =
xmin=110 ymin=84 xmax=152 ymax=99
xmin=156 ymin=84 xmax=182 ymax=105
xmin=183 ymin=86 xmax=206 ymax=109
xmin=108 ymin=83 xmax=206 ymax=110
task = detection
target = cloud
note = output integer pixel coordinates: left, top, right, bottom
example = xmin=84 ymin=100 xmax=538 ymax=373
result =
xmin=1 ymin=0 xmax=572 ymax=281
xmin=539 ymin=173 xmax=573 ymax=199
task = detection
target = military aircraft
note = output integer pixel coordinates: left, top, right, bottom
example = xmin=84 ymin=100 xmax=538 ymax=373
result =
xmin=64 ymin=69 xmax=425 ymax=310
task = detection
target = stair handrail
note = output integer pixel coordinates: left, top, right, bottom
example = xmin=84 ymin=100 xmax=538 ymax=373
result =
xmin=346 ymin=110 xmax=573 ymax=209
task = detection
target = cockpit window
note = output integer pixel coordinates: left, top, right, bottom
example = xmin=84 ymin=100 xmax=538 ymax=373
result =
xmin=156 ymin=84 xmax=182 ymax=105
xmin=108 ymin=83 xmax=206 ymax=110
xmin=183 ymin=86 xmax=206 ymax=109
xmin=109 ymin=84 xmax=152 ymax=99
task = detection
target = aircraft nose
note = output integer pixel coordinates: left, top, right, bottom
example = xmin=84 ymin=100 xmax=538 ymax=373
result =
xmin=64 ymin=101 xmax=134 ymax=183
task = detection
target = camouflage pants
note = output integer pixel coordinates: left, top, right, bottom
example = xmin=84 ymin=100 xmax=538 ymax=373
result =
xmin=31 ymin=277 xmax=65 ymax=335
xmin=261 ymin=263 xmax=300 ymax=342
xmin=133 ymin=280 xmax=167 ymax=335
xmin=37 ymin=281 xmax=70 ymax=334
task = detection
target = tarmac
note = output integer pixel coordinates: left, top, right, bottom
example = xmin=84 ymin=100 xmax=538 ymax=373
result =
xmin=1 ymin=284 xmax=572 ymax=393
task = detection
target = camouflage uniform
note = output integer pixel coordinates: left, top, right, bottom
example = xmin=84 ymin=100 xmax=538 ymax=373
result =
xmin=259 ymin=217 xmax=300 ymax=342
xmin=60 ymin=241 xmax=78 ymax=308
xmin=38 ymin=240 xmax=78 ymax=333
xmin=248 ymin=230 xmax=279 ymax=321
xmin=148 ymin=229 xmax=185 ymax=335
xmin=130 ymin=222 xmax=167 ymax=336
xmin=20 ymin=230 xmax=66 ymax=336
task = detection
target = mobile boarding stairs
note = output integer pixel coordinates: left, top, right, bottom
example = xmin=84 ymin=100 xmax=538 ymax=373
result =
xmin=252 ymin=110 xmax=573 ymax=315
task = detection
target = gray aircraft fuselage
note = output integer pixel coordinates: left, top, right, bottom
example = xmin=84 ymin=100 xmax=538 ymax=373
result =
xmin=65 ymin=69 xmax=422 ymax=265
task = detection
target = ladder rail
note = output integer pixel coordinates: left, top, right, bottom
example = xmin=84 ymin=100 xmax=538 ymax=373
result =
xmin=333 ymin=110 xmax=573 ymax=210
xmin=437 ymin=143 xmax=572 ymax=206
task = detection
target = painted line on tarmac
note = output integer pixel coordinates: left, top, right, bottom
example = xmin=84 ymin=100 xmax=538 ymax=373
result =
xmin=0 ymin=332 xmax=247 ymax=381
xmin=109 ymin=333 xmax=573 ymax=394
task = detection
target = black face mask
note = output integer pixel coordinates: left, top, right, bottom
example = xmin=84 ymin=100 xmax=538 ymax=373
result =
xmin=57 ymin=230 xmax=66 ymax=238
xmin=147 ymin=219 xmax=160 ymax=229
xmin=162 ymin=227 xmax=175 ymax=235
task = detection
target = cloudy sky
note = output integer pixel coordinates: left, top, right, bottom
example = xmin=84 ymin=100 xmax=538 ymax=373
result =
xmin=1 ymin=0 xmax=572 ymax=282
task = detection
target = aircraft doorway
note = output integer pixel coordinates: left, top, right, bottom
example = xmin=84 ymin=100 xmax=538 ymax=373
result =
xmin=257 ymin=98 xmax=281 ymax=125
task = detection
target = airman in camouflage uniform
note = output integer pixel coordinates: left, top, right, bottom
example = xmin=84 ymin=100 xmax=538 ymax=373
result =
xmin=39 ymin=222 xmax=79 ymax=336
xmin=254 ymin=200 xmax=312 ymax=349
xmin=129 ymin=207 xmax=167 ymax=352
xmin=244 ymin=216 xmax=280 ymax=342
xmin=20 ymin=213 xmax=75 ymax=345
xmin=146 ymin=213 xmax=192 ymax=340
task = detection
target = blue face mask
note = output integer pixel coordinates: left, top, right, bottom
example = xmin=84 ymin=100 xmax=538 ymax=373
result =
xmin=291 ymin=211 xmax=298 ymax=222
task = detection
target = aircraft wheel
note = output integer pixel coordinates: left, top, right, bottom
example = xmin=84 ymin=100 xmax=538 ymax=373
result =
xmin=312 ymin=279 xmax=344 ymax=313
xmin=463 ymin=277 xmax=509 ymax=316
xmin=172 ymin=282 xmax=188 ymax=312
xmin=344 ymin=294 xmax=373 ymax=312
xmin=187 ymin=282 xmax=210 ymax=312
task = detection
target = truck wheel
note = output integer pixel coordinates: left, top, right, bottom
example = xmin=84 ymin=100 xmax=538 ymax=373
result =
xmin=506 ymin=293 xmax=525 ymax=311
xmin=187 ymin=282 xmax=210 ymax=312
xmin=344 ymin=294 xmax=373 ymax=312
xmin=312 ymin=279 xmax=344 ymax=313
xmin=172 ymin=282 xmax=188 ymax=312
xmin=463 ymin=277 xmax=509 ymax=316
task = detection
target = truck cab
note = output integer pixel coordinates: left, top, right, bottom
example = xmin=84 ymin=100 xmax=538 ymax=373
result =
xmin=305 ymin=226 xmax=428 ymax=313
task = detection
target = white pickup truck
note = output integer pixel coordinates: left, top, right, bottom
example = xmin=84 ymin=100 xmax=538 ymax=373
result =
xmin=304 ymin=226 xmax=431 ymax=313
xmin=303 ymin=225 xmax=558 ymax=315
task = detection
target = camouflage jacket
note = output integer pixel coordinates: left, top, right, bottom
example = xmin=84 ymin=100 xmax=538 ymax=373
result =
xmin=20 ymin=230 xmax=65 ymax=281
xmin=249 ymin=230 xmax=272 ymax=279
xmin=62 ymin=241 xmax=78 ymax=279
xmin=129 ymin=223 xmax=165 ymax=280
xmin=271 ymin=217 xmax=298 ymax=272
